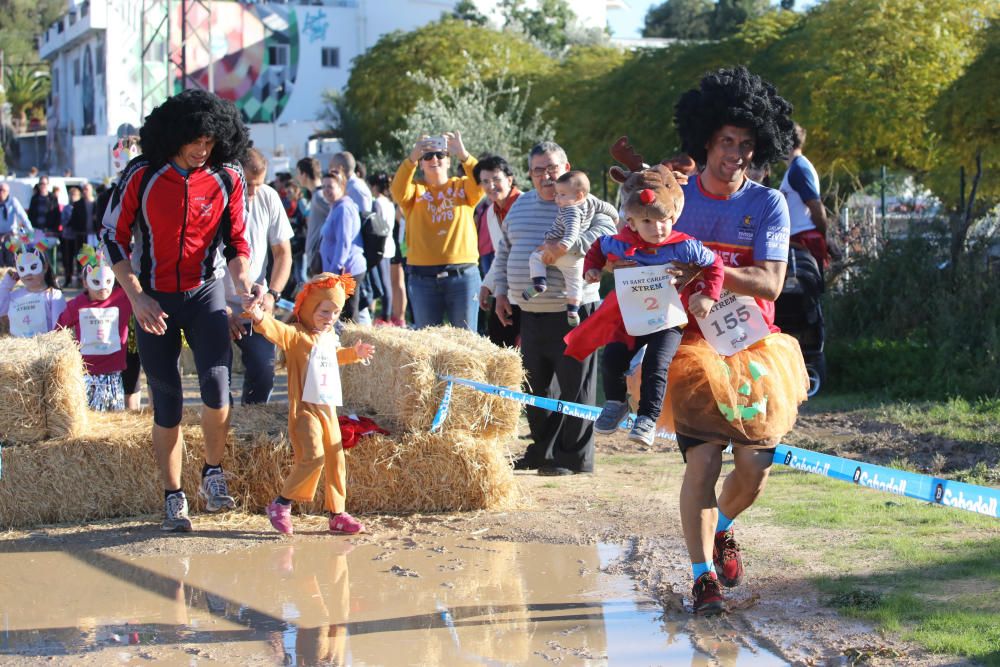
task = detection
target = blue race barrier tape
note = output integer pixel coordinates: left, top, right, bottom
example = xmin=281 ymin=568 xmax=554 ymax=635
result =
xmin=436 ymin=375 xmax=676 ymax=440
xmin=434 ymin=374 xmax=999 ymax=519
xmin=774 ymin=445 xmax=999 ymax=519
xmin=430 ymin=381 xmax=453 ymax=433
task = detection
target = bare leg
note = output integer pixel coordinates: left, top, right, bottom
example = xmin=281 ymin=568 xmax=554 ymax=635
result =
xmin=201 ymin=405 xmax=231 ymax=467
xmin=152 ymin=424 xmax=184 ymax=489
xmin=678 ymin=442 xmax=723 ymax=564
xmin=390 ymin=263 xmax=407 ymax=323
xmin=717 ymin=447 xmax=773 ymax=520
xmin=125 ymin=391 xmax=141 ymax=411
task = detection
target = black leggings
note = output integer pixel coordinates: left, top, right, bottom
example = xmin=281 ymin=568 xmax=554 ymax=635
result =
xmin=601 ymin=326 xmax=683 ymax=421
xmin=136 ymin=280 xmax=231 ymax=428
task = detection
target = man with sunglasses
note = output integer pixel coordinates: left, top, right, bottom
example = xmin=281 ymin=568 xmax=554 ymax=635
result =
xmin=390 ymin=131 xmax=483 ymax=330
xmin=492 ymin=141 xmax=616 ymax=475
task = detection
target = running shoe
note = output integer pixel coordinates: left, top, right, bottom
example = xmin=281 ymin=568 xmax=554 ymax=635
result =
xmin=691 ymin=572 xmax=725 ymax=615
xmin=161 ymin=492 xmax=193 ymax=532
xmin=713 ymin=528 xmax=745 ymax=588
xmin=199 ymin=469 xmax=236 ymax=513
xmin=329 ymin=512 xmax=364 ymax=534
xmin=594 ymin=400 xmax=629 ymax=434
xmin=267 ymin=500 xmax=294 ymax=535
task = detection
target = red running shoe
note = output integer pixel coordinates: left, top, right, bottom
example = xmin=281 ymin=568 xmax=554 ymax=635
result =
xmin=691 ymin=572 xmax=725 ymax=615
xmin=713 ymin=528 xmax=745 ymax=588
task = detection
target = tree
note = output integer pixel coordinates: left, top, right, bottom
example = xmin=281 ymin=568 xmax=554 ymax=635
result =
xmin=499 ymin=0 xmax=578 ymax=52
xmin=757 ymin=0 xmax=998 ymax=184
xmin=372 ymin=60 xmax=555 ymax=185
xmin=340 ymin=18 xmax=552 ymax=155
xmin=642 ymin=0 xmax=714 ymax=39
xmin=4 ymin=66 xmax=49 ymax=130
xmin=711 ymin=0 xmax=772 ymax=38
xmin=0 ymin=0 xmax=64 ymax=64
xmin=451 ymin=0 xmax=488 ymax=25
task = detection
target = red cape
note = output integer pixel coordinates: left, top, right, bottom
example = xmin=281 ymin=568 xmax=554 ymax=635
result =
xmin=564 ymin=228 xmax=692 ymax=361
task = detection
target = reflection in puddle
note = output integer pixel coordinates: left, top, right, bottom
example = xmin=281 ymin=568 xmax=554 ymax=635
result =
xmin=0 ymin=538 xmax=786 ymax=665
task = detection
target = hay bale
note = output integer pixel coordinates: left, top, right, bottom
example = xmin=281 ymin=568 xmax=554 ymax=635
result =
xmin=339 ymin=324 xmax=523 ymax=440
xmin=0 ymin=405 xmax=521 ymax=529
xmin=0 ymin=328 xmax=87 ymax=443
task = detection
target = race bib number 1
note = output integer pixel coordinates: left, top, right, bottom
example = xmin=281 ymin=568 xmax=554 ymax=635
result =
xmin=302 ymin=333 xmax=343 ymax=406
xmin=696 ymin=289 xmax=769 ymax=356
xmin=614 ymin=264 xmax=687 ymax=336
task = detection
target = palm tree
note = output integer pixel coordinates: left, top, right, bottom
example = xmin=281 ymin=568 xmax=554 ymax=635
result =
xmin=3 ymin=67 xmax=50 ymax=131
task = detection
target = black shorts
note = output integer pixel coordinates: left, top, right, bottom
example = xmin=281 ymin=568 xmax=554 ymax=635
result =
xmin=676 ymin=433 xmax=775 ymax=463
xmin=136 ymin=280 xmax=231 ymax=428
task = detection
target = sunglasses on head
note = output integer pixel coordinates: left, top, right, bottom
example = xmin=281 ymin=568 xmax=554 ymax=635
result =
xmin=421 ymin=151 xmax=447 ymax=162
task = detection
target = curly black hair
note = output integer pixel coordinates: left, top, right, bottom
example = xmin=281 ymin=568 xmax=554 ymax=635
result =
xmin=674 ymin=66 xmax=794 ymax=168
xmin=139 ymin=89 xmax=252 ymax=168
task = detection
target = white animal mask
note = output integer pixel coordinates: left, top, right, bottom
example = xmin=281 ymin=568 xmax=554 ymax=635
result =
xmin=85 ymin=264 xmax=115 ymax=291
xmin=16 ymin=250 xmax=44 ymax=276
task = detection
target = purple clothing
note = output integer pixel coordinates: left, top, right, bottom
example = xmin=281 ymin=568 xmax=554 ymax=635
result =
xmin=320 ymin=197 xmax=366 ymax=276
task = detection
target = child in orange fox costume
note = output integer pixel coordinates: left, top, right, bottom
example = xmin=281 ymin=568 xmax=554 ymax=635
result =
xmin=245 ymin=272 xmax=375 ymax=535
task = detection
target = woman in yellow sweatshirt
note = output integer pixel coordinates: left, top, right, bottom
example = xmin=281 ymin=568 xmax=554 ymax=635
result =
xmin=245 ymin=273 xmax=374 ymax=535
xmin=390 ymin=130 xmax=483 ymax=331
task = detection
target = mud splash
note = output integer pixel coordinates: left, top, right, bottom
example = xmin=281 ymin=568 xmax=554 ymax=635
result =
xmin=0 ymin=538 xmax=787 ymax=665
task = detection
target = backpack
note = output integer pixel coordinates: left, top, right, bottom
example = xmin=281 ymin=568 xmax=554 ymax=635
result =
xmin=360 ymin=206 xmax=391 ymax=269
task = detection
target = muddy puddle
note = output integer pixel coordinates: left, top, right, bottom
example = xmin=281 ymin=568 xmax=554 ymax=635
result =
xmin=0 ymin=537 xmax=786 ymax=665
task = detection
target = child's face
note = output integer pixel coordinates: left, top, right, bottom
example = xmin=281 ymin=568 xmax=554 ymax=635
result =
xmin=554 ymin=183 xmax=586 ymax=208
xmin=628 ymin=215 xmax=675 ymax=245
xmin=311 ymin=299 xmax=342 ymax=333
xmin=15 ymin=251 xmax=46 ymax=290
xmin=85 ymin=266 xmax=115 ymax=302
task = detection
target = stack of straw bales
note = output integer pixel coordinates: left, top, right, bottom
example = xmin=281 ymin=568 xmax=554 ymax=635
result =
xmin=0 ymin=323 xmax=524 ymax=529
xmin=0 ymin=328 xmax=87 ymax=442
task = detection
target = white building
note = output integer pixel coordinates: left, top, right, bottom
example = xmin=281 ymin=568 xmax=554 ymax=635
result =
xmin=38 ymin=0 xmax=617 ymax=179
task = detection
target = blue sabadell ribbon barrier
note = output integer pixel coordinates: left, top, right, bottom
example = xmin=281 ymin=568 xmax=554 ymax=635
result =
xmin=434 ymin=375 xmax=999 ymax=520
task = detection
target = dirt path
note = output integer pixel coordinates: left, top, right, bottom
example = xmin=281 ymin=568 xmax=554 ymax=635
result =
xmin=0 ymin=413 xmax=977 ymax=666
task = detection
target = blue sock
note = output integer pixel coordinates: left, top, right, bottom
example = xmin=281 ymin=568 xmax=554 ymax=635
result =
xmin=716 ymin=510 xmax=733 ymax=534
xmin=692 ymin=562 xmax=714 ymax=579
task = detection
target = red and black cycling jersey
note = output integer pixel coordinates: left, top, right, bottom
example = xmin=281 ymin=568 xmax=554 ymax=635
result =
xmin=102 ymin=158 xmax=250 ymax=292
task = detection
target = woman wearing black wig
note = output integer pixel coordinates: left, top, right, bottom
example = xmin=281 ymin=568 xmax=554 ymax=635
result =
xmin=665 ymin=66 xmax=808 ymax=614
xmin=102 ymin=89 xmax=263 ymax=532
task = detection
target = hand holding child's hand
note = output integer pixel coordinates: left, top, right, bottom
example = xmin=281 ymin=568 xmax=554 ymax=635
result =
xmin=241 ymin=303 xmax=265 ymax=324
xmin=584 ymin=268 xmax=602 ymax=284
xmin=688 ymin=293 xmax=714 ymax=320
xmin=353 ymin=340 xmax=375 ymax=362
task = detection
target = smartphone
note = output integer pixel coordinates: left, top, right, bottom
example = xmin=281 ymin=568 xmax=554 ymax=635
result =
xmin=427 ymin=135 xmax=447 ymax=152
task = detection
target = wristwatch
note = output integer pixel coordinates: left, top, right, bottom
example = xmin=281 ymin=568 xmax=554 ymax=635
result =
xmin=266 ymin=288 xmax=280 ymax=300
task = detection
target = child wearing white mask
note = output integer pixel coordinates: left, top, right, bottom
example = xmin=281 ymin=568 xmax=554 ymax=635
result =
xmin=57 ymin=245 xmax=134 ymax=411
xmin=0 ymin=234 xmax=67 ymax=337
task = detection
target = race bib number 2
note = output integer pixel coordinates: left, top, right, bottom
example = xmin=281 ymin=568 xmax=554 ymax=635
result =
xmin=696 ymin=289 xmax=769 ymax=356
xmin=614 ymin=264 xmax=687 ymax=336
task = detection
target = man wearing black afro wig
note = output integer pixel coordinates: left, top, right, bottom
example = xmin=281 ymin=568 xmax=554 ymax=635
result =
xmin=667 ymin=66 xmax=809 ymax=614
xmin=101 ymin=89 xmax=263 ymax=533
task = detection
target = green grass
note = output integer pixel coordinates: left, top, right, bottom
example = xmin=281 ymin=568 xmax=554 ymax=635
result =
xmin=756 ymin=467 xmax=1000 ymax=664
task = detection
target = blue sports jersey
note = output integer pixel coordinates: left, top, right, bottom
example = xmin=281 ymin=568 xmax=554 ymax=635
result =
xmin=675 ymin=175 xmax=790 ymax=330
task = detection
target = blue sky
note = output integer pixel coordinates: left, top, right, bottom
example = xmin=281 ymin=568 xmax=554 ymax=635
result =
xmin=607 ymin=0 xmax=822 ymax=39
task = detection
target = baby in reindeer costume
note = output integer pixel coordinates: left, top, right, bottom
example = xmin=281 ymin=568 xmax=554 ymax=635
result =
xmin=244 ymin=272 xmax=375 ymax=536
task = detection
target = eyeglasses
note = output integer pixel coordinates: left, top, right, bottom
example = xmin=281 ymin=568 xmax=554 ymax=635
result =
xmin=421 ymin=151 xmax=447 ymax=162
xmin=530 ymin=164 xmax=563 ymax=178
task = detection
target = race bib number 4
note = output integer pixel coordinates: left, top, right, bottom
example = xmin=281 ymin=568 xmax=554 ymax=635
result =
xmin=696 ymin=289 xmax=769 ymax=356
xmin=302 ymin=333 xmax=343 ymax=406
xmin=79 ymin=307 xmax=121 ymax=356
xmin=614 ymin=264 xmax=687 ymax=336
xmin=9 ymin=293 xmax=48 ymax=337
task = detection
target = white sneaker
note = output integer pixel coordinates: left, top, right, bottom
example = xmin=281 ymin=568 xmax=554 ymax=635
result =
xmin=161 ymin=492 xmax=193 ymax=532
xmin=199 ymin=471 xmax=236 ymax=513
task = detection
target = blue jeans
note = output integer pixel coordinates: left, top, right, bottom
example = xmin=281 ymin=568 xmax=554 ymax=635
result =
xmin=233 ymin=323 xmax=276 ymax=405
xmin=406 ymin=263 xmax=481 ymax=331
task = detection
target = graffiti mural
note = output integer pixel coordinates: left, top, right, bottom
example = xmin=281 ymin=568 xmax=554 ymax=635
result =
xmin=172 ymin=3 xmax=300 ymax=123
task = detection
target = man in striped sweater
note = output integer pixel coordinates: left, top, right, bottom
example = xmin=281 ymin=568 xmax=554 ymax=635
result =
xmin=492 ymin=141 xmax=617 ymax=475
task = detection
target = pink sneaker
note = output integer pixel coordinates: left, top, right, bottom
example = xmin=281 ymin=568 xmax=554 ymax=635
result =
xmin=329 ymin=512 xmax=364 ymax=534
xmin=267 ymin=500 xmax=294 ymax=535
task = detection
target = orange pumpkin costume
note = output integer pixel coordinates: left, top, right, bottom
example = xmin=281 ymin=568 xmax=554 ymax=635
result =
xmin=251 ymin=273 xmax=363 ymax=513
